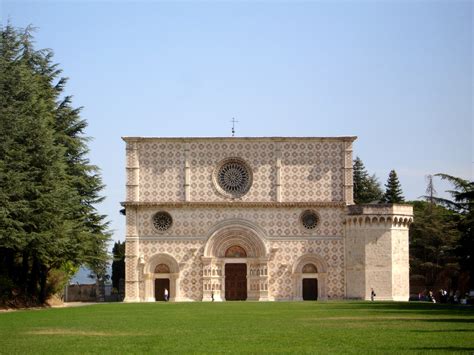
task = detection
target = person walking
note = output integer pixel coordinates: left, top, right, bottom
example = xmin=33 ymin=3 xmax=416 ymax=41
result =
xmin=164 ymin=288 xmax=169 ymax=302
xmin=371 ymin=288 xmax=376 ymax=301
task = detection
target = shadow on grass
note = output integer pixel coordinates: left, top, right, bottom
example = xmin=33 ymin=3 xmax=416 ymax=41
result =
xmin=331 ymin=302 xmax=474 ymax=317
xmin=419 ymin=318 xmax=474 ymax=324
xmin=410 ymin=347 xmax=474 ymax=352
xmin=412 ymin=329 xmax=474 ymax=333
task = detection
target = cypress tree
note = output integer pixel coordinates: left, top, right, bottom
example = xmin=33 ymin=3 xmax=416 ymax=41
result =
xmin=381 ymin=170 xmax=405 ymax=203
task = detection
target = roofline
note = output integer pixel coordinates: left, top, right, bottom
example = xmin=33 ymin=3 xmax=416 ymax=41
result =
xmin=121 ymin=136 xmax=357 ymax=143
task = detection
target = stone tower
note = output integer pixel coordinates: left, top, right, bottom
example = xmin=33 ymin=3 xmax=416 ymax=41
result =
xmin=345 ymin=204 xmax=413 ymax=301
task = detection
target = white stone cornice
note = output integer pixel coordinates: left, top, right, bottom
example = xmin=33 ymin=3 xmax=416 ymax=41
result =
xmin=121 ymin=136 xmax=358 ymax=143
xmin=136 ymin=235 xmax=343 ymax=241
xmin=121 ymin=201 xmax=347 ymax=208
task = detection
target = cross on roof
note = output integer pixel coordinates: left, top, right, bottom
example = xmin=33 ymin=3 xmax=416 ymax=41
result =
xmin=231 ymin=117 xmax=239 ymax=137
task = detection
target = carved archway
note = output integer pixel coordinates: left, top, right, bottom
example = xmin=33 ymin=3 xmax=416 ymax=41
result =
xmin=144 ymin=253 xmax=180 ymax=302
xmin=202 ymin=220 xmax=269 ymax=302
xmin=292 ymin=254 xmax=328 ymax=301
xmin=204 ymin=223 xmax=267 ymax=258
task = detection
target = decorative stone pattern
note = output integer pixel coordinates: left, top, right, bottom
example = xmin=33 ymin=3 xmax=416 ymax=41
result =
xmin=125 ymin=137 xmax=354 ymax=204
xmin=189 ymin=141 xmax=276 ymax=202
xmin=137 ymin=207 xmax=345 ymax=238
xmin=268 ymin=239 xmax=345 ymax=299
xmin=122 ymin=137 xmax=412 ymax=302
xmin=138 ymin=142 xmax=185 ymax=202
xmin=280 ymin=141 xmax=345 ymax=202
xmin=139 ymin=240 xmax=205 ymax=300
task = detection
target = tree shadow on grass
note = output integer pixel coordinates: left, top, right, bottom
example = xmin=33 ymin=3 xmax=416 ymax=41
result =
xmin=410 ymin=329 xmax=474 ymax=333
xmin=331 ymin=302 xmax=474 ymax=317
xmin=418 ymin=318 xmax=474 ymax=324
xmin=410 ymin=347 xmax=474 ymax=352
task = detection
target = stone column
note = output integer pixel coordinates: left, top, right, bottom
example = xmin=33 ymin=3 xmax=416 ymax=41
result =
xmin=184 ymin=143 xmax=190 ymax=202
xmin=124 ymin=206 xmax=140 ymax=302
xmin=144 ymin=273 xmax=155 ymax=302
xmin=342 ymin=140 xmax=353 ymax=205
xmin=275 ymin=142 xmax=282 ymax=202
xmin=126 ymin=141 xmax=139 ymax=202
xmin=292 ymin=273 xmax=303 ymax=301
xmin=124 ymin=141 xmax=141 ymax=302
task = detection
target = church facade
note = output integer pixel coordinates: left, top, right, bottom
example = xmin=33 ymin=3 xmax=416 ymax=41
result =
xmin=122 ymin=137 xmax=413 ymax=302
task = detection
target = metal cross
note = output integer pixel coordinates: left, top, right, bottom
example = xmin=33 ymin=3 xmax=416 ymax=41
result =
xmin=231 ymin=117 xmax=239 ymax=137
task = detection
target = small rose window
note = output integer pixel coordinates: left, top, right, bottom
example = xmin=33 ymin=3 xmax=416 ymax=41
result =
xmin=152 ymin=211 xmax=172 ymax=232
xmin=301 ymin=210 xmax=319 ymax=230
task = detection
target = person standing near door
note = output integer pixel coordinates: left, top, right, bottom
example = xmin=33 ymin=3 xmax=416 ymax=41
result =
xmin=164 ymin=288 xmax=169 ymax=301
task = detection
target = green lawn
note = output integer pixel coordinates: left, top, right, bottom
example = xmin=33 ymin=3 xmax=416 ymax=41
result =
xmin=0 ymin=301 xmax=473 ymax=354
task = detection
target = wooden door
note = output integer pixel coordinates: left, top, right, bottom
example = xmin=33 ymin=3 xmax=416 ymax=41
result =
xmin=225 ymin=264 xmax=247 ymax=301
xmin=155 ymin=278 xmax=170 ymax=301
xmin=302 ymin=278 xmax=318 ymax=300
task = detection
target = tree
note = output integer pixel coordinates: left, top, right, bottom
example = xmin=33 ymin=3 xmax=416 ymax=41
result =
xmin=409 ymin=200 xmax=461 ymax=292
xmin=111 ymin=241 xmax=125 ymax=292
xmin=353 ymin=157 xmax=383 ymax=204
xmin=0 ymin=25 xmax=110 ymax=305
xmin=431 ymin=174 xmax=474 ymax=290
xmin=381 ymin=170 xmax=405 ymax=203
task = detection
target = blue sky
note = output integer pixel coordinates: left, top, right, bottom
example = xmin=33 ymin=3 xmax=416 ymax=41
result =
xmin=2 ymin=0 xmax=473 ymax=246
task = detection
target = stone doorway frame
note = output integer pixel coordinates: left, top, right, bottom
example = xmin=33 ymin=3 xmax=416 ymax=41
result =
xmin=144 ymin=253 xmax=180 ymax=302
xmin=292 ymin=254 xmax=328 ymax=301
xmin=202 ymin=220 xmax=269 ymax=302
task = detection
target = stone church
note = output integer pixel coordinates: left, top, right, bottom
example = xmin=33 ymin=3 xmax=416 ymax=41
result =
xmin=122 ymin=137 xmax=413 ymax=302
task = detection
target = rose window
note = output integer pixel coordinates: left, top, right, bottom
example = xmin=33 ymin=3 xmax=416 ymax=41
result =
xmin=214 ymin=158 xmax=252 ymax=198
xmin=152 ymin=211 xmax=172 ymax=232
xmin=301 ymin=210 xmax=319 ymax=230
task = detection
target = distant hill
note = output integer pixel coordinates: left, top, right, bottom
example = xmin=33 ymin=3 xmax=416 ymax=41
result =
xmin=70 ymin=267 xmax=95 ymax=284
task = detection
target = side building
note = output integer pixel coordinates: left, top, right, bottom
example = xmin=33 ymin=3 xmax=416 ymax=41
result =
xmin=122 ymin=137 xmax=412 ymax=302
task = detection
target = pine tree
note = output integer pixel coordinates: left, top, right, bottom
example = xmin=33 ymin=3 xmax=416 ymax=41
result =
xmin=0 ymin=25 xmax=110 ymax=304
xmin=381 ymin=170 xmax=405 ymax=203
xmin=353 ymin=157 xmax=383 ymax=204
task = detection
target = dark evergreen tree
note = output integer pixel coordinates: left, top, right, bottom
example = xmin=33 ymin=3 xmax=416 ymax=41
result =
xmin=381 ymin=170 xmax=405 ymax=203
xmin=431 ymin=174 xmax=474 ymax=290
xmin=353 ymin=157 xmax=383 ymax=204
xmin=0 ymin=25 xmax=110 ymax=305
xmin=409 ymin=200 xmax=461 ymax=292
xmin=111 ymin=241 xmax=125 ymax=292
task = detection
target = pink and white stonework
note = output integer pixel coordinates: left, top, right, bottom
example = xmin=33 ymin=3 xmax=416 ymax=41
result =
xmin=122 ymin=137 xmax=413 ymax=302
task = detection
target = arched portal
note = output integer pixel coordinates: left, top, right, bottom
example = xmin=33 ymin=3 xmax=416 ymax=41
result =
xmin=144 ymin=253 xmax=180 ymax=302
xmin=202 ymin=221 xmax=268 ymax=302
xmin=292 ymin=255 xmax=328 ymax=301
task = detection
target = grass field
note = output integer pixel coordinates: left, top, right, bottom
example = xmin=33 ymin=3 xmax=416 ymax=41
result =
xmin=0 ymin=301 xmax=473 ymax=354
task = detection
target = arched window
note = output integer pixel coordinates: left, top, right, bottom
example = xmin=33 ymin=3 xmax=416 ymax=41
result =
xmin=302 ymin=263 xmax=318 ymax=273
xmin=154 ymin=263 xmax=170 ymax=273
xmin=225 ymin=245 xmax=247 ymax=258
